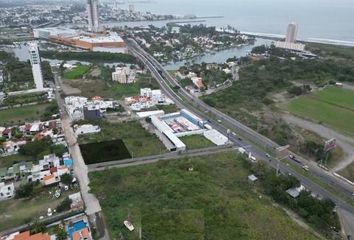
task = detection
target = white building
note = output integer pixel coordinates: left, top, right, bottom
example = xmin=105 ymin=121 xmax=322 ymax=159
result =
xmin=87 ymin=0 xmax=100 ymax=33
xmin=64 ymin=96 xmax=118 ymax=121
xmin=28 ymin=42 xmax=44 ymax=90
xmin=0 ymin=182 xmax=15 ymax=201
xmin=75 ymin=124 xmax=101 ymax=135
xmin=112 ymin=66 xmax=136 ymax=83
xmin=286 ymin=22 xmax=298 ymax=43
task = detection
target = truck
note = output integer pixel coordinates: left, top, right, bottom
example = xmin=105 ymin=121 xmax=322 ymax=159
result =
xmin=238 ymin=147 xmax=246 ymax=154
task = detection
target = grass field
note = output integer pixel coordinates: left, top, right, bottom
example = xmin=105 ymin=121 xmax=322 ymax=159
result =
xmin=338 ymin=163 xmax=354 ymax=182
xmin=0 ymin=186 xmax=77 ymax=231
xmin=63 ymin=65 xmax=90 ymax=79
xmin=0 ymin=154 xmax=34 ymax=168
xmin=0 ymin=103 xmax=52 ymax=126
xmin=79 ymin=121 xmax=166 ymax=158
xmin=179 ymin=135 xmax=215 ymax=150
xmin=286 ymin=87 xmax=354 ymax=136
xmin=89 ymin=152 xmax=320 ymax=240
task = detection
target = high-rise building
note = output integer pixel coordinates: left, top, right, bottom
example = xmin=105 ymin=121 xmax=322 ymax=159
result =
xmin=285 ymin=22 xmax=298 ymax=43
xmin=28 ymin=42 xmax=44 ymax=90
xmin=87 ymin=0 xmax=100 ymax=32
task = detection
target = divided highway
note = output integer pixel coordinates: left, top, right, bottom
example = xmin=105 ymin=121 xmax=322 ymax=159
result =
xmin=126 ymin=39 xmax=354 ymax=219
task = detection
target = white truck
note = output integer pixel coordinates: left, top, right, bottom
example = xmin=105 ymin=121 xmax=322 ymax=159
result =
xmin=238 ymin=147 xmax=246 ymax=154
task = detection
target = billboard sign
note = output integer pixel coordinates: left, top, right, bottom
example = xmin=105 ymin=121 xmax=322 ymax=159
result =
xmin=324 ymin=138 xmax=336 ymax=152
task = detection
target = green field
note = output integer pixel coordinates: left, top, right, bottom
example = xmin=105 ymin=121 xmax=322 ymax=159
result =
xmin=286 ymin=87 xmax=354 ymax=136
xmin=0 ymin=103 xmax=52 ymax=126
xmin=79 ymin=120 xmax=167 ymax=158
xmin=180 ymin=135 xmax=215 ymax=150
xmin=0 ymin=154 xmax=33 ymax=168
xmin=89 ymin=152 xmax=320 ymax=240
xmin=63 ymin=65 xmax=90 ymax=79
xmin=338 ymin=163 xmax=354 ymax=182
xmin=0 ymin=186 xmax=78 ymax=231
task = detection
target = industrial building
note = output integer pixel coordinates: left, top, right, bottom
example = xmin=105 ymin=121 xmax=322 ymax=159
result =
xmin=150 ymin=109 xmax=228 ymax=151
xmin=28 ymin=42 xmax=44 ymax=90
xmin=33 ymin=28 xmax=126 ymax=53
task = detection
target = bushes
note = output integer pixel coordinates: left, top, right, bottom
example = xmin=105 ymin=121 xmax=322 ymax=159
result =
xmin=15 ymin=183 xmax=34 ymax=199
xmin=41 ymin=51 xmax=137 ymax=64
xmin=56 ymin=197 xmax=72 ymax=213
xmin=250 ymin=162 xmax=340 ymax=235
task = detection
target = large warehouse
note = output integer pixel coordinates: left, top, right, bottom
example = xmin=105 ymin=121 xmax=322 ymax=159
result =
xmin=33 ymin=28 xmax=126 ymax=53
xmin=150 ymin=109 xmax=228 ymax=152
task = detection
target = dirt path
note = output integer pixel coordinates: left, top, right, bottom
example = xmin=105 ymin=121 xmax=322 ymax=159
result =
xmin=282 ymin=114 xmax=354 ymax=172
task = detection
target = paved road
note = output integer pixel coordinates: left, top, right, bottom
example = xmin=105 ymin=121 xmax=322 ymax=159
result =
xmin=283 ymin=113 xmax=354 ymax=172
xmin=88 ymin=145 xmax=234 ymax=172
xmin=126 ymin=39 xmax=354 ymax=233
xmin=54 ymin=73 xmax=109 ymax=239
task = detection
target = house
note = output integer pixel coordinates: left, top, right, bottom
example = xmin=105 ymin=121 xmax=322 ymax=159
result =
xmin=67 ymin=219 xmax=92 ymax=240
xmin=13 ymin=231 xmax=51 ymax=240
xmin=248 ymin=174 xmax=258 ymax=183
xmin=286 ymin=185 xmax=305 ymax=198
xmin=191 ymin=77 xmax=205 ymax=89
xmin=2 ymin=128 xmax=12 ymax=139
xmin=0 ymin=182 xmax=15 ymax=201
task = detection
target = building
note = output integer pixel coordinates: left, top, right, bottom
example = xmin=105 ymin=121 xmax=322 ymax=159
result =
xmin=13 ymin=231 xmax=51 ymax=240
xmin=0 ymin=182 xmax=15 ymax=201
xmin=87 ymin=0 xmax=100 ymax=33
xmin=286 ymin=22 xmax=298 ymax=43
xmin=112 ymin=67 xmax=128 ymax=83
xmin=75 ymin=124 xmax=101 ymax=136
xmin=28 ymin=42 xmax=44 ymax=90
xmin=65 ymin=96 xmax=118 ymax=121
xmin=72 ymin=33 xmax=125 ymax=52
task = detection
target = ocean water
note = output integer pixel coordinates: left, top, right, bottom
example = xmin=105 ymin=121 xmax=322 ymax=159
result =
xmin=119 ymin=0 xmax=354 ymax=42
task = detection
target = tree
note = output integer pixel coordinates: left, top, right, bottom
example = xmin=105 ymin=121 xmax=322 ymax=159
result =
xmin=30 ymin=221 xmax=47 ymax=234
xmin=56 ymin=197 xmax=72 ymax=213
xmin=60 ymin=173 xmax=73 ymax=186
xmin=54 ymin=226 xmax=67 ymax=240
xmin=15 ymin=183 xmax=34 ymax=199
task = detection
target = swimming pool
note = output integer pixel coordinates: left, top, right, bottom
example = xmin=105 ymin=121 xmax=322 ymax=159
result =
xmin=67 ymin=220 xmax=87 ymax=238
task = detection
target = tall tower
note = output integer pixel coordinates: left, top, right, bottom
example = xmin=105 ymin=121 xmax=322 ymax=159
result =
xmin=87 ymin=0 xmax=100 ymax=32
xmin=285 ymin=22 xmax=298 ymax=43
xmin=28 ymin=42 xmax=44 ymax=90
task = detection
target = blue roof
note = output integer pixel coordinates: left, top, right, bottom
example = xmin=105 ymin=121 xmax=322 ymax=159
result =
xmin=67 ymin=220 xmax=87 ymax=239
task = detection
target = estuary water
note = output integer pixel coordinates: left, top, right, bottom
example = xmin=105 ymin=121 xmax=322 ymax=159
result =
xmin=117 ymin=0 xmax=354 ymax=43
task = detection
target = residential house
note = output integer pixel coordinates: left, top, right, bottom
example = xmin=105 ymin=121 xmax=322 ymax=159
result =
xmin=0 ymin=182 xmax=15 ymax=201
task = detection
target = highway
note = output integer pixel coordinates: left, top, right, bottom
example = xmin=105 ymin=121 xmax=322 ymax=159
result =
xmin=126 ymin=38 xmax=354 ymax=221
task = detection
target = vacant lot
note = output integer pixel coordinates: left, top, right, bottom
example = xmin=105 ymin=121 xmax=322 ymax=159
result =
xmin=286 ymin=87 xmax=354 ymax=136
xmin=180 ymin=135 xmax=215 ymax=150
xmin=0 ymin=103 xmax=52 ymax=126
xmin=63 ymin=65 xmax=90 ymax=79
xmin=89 ymin=152 xmax=320 ymax=240
xmin=79 ymin=120 xmax=166 ymax=157
xmin=0 ymin=186 xmax=77 ymax=231
xmin=80 ymin=140 xmax=131 ymax=164
xmin=0 ymin=154 xmax=33 ymax=168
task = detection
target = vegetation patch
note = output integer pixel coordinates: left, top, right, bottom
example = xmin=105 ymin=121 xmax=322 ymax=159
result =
xmin=42 ymin=51 xmax=137 ymax=64
xmin=63 ymin=65 xmax=90 ymax=79
xmin=179 ymin=135 xmax=215 ymax=150
xmin=89 ymin=152 xmax=321 ymax=240
xmin=78 ymin=120 xmax=166 ymax=158
xmin=80 ymin=140 xmax=131 ymax=164
xmin=286 ymin=87 xmax=354 ymax=136
xmin=0 ymin=103 xmax=55 ymax=126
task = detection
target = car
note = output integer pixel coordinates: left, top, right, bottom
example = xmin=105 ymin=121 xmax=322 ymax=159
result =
xmin=265 ymin=153 xmax=271 ymax=158
xmin=302 ymin=165 xmax=309 ymax=171
xmin=289 ymin=154 xmax=296 ymax=160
